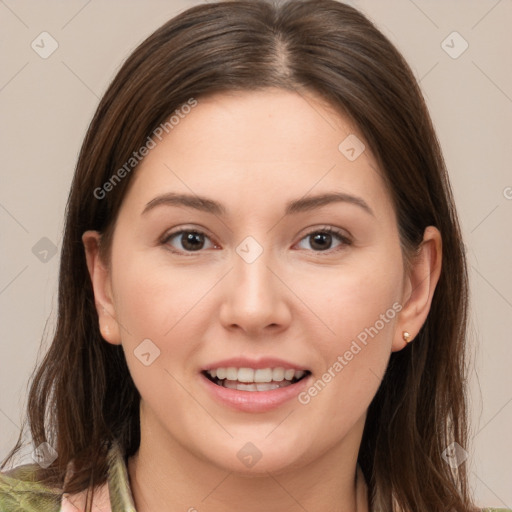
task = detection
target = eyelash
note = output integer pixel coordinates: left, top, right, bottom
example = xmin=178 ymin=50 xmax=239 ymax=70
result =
xmin=161 ymin=226 xmax=352 ymax=256
xmin=296 ymin=227 xmax=352 ymax=252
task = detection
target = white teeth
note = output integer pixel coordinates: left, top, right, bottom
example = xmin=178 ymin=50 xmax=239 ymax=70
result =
xmin=223 ymin=380 xmax=288 ymax=392
xmin=255 ymin=382 xmax=281 ymax=391
xmin=254 ymin=368 xmax=273 ymax=382
xmin=284 ymin=369 xmax=295 ymax=380
xmin=232 ymin=382 xmax=257 ymax=391
xmin=226 ymin=367 xmax=238 ymax=380
xmin=237 ymin=368 xmax=254 ymax=382
xmin=206 ymin=366 xmax=307 ymax=387
xmin=272 ymin=367 xmax=285 ymax=381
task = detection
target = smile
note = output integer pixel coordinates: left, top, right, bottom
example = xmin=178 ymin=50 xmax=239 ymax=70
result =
xmin=203 ymin=367 xmax=309 ymax=392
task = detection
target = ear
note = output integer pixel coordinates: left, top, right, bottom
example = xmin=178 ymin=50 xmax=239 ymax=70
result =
xmin=82 ymin=230 xmax=122 ymax=345
xmin=392 ymin=226 xmax=442 ymax=352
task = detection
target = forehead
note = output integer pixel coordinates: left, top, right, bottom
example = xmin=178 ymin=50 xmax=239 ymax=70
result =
xmin=155 ymin=88 xmax=362 ymax=163
xmin=120 ymin=88 xmax=392 ymax=219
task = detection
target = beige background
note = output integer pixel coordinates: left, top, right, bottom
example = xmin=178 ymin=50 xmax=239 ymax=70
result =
xmin=1 ymin=0 xmax=511 ymax=508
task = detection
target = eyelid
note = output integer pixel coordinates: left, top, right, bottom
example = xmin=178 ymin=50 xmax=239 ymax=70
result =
xmin=160 ymin=225 xmax=220 ymax=255
xmin=297 ymin=225 xmax=352 ymax=243
xmin=160 ymin=222 xmax=217 ymax=241
xmin=161 ymin=224 xmax=352 ymax=255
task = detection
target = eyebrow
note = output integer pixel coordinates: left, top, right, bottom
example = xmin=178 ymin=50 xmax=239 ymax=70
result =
xmin=142 ymin=193 xmax=227 ymax=216
xmin=285 ymin=192 xmax=374 ymax=217
xmin=142 ymin=191 xmax=374 ymax=217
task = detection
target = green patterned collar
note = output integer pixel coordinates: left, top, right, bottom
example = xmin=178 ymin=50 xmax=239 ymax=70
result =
xmin=0 ymin=442 xmax=136 ymax=512
xmin=105 ymin=442 xmax=137 ymax=512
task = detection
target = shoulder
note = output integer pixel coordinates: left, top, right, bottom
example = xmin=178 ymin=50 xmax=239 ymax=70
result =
xmin=0 ymin=464 xmax=61 ymax=512
xmin=0 ymin=442 xmax=131 ymax=512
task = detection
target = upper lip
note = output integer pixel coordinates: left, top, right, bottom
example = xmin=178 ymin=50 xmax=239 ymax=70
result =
xmin=202 ymin=357 xmax=310 ymax=372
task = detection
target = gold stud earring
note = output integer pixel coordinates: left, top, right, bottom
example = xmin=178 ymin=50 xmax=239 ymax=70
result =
xmin=403 ymin=331 xmax=412 ymax=343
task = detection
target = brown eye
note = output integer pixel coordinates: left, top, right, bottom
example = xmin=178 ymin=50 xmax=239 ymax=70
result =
xmin=309 ymin=232 xmax=333 ymax=251
xmin=180 ymin=232 xmax=206 ymax=251
xmin=296 ymin=228 xmax=351 ymax=252
xmin=164 ymin=230 xmax=215 ymax=253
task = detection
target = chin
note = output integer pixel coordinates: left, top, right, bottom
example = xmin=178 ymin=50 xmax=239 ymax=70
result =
xmin=194 ymin=435 xmax=311 ymax=476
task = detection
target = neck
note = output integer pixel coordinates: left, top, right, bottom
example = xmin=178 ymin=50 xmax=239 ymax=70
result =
xmin=128 ymin=415 xmax=368 ymax=512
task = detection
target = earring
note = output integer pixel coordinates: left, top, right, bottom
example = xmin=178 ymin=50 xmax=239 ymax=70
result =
xmin=403 ymin=331 xmax=412 ymax=343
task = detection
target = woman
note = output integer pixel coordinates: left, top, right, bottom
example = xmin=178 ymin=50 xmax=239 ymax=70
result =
xmin=1 ymin=1 xmax=508 ymax=511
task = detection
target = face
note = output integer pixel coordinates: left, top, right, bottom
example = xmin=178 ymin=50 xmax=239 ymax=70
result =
xmin=88 ymin=88 xmax=416 ymax=474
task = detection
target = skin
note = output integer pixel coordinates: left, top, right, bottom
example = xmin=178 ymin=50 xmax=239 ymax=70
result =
xmin=83 ymin=88 xmax=442 ymax=512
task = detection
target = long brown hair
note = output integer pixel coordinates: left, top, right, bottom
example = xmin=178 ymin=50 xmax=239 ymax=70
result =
xmin=3 ymin=1 xmax=472 ymax=510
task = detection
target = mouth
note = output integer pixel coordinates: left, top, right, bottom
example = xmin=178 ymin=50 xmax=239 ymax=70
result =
xmin=202 ymin=367 xmax=311 ymax=392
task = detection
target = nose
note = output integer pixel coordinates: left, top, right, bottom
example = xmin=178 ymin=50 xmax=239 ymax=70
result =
xmin=218 ymin=250 xmax=292 ymax=337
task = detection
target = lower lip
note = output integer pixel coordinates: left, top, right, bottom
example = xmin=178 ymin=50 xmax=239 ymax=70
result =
xmin=200 ymin=373 xmax=311 ymax=413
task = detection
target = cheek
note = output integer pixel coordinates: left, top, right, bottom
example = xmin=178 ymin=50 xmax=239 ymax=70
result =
xmin=110 ymin=253 xmax=209 ymax=415
xmin=111 ymin=250 xmax=211 ymax=341
xmin=292 ymin=247 xmax=403 ymax=351
xmin=336 ymin=265 xmax=401 ymax=344
xmin=109 ymin=251 xmax=218 ymax=400
xmin=293 ymin=248 xmax=402 ymax=414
